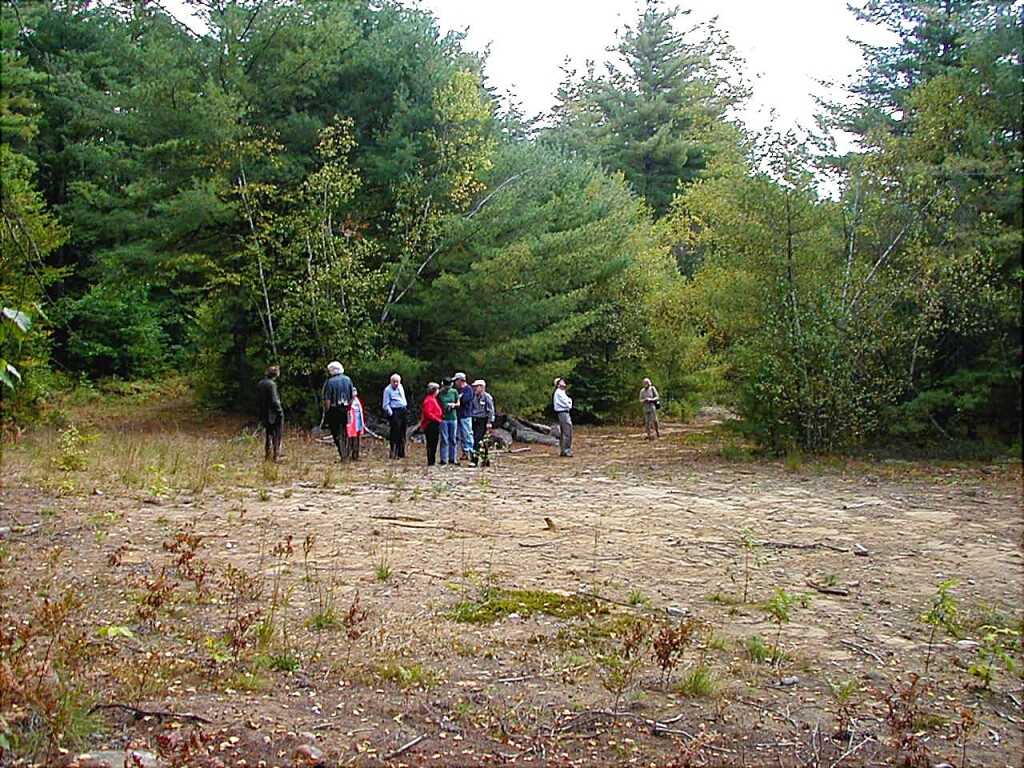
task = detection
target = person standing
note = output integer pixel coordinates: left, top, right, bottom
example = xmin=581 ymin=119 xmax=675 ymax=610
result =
xmin=382 ymin=373 xmax=408 ymax=459
xmin=437 ymin=379 xmax=460 ymax=466
xmin=420 ymin=382 xmax=443 ymax=466
xmin=454 ymin=372 xmax=475 ymax=462
xmin=470 ymin=379 xmax=495 ymax=466
xmin=347 ymin=387 xmax=366 ymax=460
xmin=639 ymin=377 xmax=661 ymax=440
xmin=256 ymin=365 xmax=284 ymax=462
xmin=322 ymin=361 xmax=354 ymax=461
xmin=553 ymin=377 xmax=574 ymax=457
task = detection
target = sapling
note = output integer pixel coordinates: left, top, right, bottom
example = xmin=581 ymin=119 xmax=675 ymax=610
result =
xmin=968 ymin=624 xmax=1020 ymax=689
xmin=736 ymin=527 xmax=762 ymax=603
xmin=920 ymin=578 xmax=960 ymax=674
xmin=760 ymin=588 xmax=808 ymax=668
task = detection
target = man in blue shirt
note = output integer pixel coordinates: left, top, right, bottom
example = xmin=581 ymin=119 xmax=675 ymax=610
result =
xmin=453 ymin=372 xmax=475 ymax=462
xmin=382 ymin=373 xmax=408 ymax=459
xmin=322 ymin=361 xmax=354 ymax=460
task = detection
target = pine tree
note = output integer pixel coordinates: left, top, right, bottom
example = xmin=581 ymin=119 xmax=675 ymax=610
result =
xmin=547 ymin=1 xmax=746 ymax=216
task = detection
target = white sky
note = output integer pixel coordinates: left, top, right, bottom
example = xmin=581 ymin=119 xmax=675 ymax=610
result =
xmin=162 ymin=0 xmax=896 ymax=137
xmin=418 ymin=0 xmax=896 ymax=134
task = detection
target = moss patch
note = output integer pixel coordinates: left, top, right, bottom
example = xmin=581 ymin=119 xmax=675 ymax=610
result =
xmin=450 ymin=587 xmax=606 ymax=624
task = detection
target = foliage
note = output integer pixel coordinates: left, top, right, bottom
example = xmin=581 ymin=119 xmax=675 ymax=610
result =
xmin=406 ymin=143 xmax=660 ymax=417
xmin=546 ymin=0 xmax=747 ymax=216
xmin=920 ymin=578 xmax=960 ymax=673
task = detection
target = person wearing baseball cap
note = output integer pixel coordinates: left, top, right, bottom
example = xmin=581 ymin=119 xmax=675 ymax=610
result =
xmin=453 ymin=372 xmax=475 ymax=462
xmin=469 ymin=378 xmax=495 ymax=465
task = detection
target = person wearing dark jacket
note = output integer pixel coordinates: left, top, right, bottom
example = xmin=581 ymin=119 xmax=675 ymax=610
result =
xmin=256 ymin=365 xmax=284 ymax=462
xmin=322 ymin=361 xmax=354 ymax=461
xmin=470 ymin=379 xmax=495 ymax=466
xmin=419 ymin=382 xmax=444 ymax=466
xmin=454 ymin=372 xmax=475 ymax=461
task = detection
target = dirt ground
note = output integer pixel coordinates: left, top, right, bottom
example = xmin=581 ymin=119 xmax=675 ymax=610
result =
xmin=1 ymin=400 xmax=1021 ymax=768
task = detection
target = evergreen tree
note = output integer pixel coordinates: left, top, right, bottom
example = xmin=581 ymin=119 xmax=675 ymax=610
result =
xmin=547 ymin=1 xmax=746 ymax=216
xmin=404 ymin=143 xmax=655 ymax=417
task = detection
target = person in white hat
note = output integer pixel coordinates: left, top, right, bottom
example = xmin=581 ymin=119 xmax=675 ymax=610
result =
xmin=469 ymin=379 xmax=494 ymax=465
xmin=552 ymin=377 xmax=573 ymax=457
xmin=453 ymin=372 xmax=475 ymax=462
xmin=322 ymin=361 xmax=354 ymax=460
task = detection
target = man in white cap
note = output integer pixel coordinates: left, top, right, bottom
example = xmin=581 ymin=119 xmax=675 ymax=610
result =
xmin=322 ymin=361 xmax=354 ymax=460
xmin=470 ymin=379 xmax=494 ymax=466
xmin=553 ymin=377 xmax=573 ymax=457
xmin=453 ymin=372 xmax=474 ymax=462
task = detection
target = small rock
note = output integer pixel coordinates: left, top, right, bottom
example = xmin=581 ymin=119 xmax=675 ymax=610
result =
xmin=0 ymin=527 xmax=9 ymax=540
xmin=74 ymin=751 xmax=162 ymax=768
xmin=298 ymin=731 xmax=317 ymax=743
xmin=506 ymin=612 xmax=521 ymax=621
xmin=956 ymin=640 xmax=981 ymax=650
xmin=853 ymin=543 xmax=870 ymax=557
xmin=293 ymin=743 xmax=325 ymax=766
xmin=666 ymin=605 xmax=688 ymax=619
xmin=779 ymin=676 xmax=799 ymax=687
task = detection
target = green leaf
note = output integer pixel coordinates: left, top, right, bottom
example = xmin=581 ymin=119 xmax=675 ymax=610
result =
xmin=97 ymin=624 xmax=135 ymax=639
xmin=0 ymin=362 xmax=18 ymax=390
xmin=1 ymin=308 xmax=31 ymax=334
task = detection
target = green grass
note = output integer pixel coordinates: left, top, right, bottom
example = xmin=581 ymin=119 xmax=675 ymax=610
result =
xmin=627 ymin=589 xmax=650 ymax=607
xmin=450 ymin=587 xmax=606 ymax=624
xmin=305 ymin=609 xmax=339 ymax=631
xmin=745 ymin=634 xmax=787 ymax=665
xmin=374 ymin=661 xmax=441 ymax=690
xmin=707 ymin=591 xmax=743 ymax=606
xmin=676 ymin=665 xmax=718 ymax=698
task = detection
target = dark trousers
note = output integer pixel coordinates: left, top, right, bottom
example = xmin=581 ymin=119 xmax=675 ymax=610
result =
xmin=326 ymin=405 xmax=349 ymax=459
xmin=263 ymin=419 xmax=282 ymax=461
xmin=424 ymin=421 xmax=440 ymax=465
xmin=388 ymin=408 xmax=407 ymax=458
xmin=471 ymin=416 xmax=489 ymax=462
xmin=348 ymin=436 xmax=360 ymax=460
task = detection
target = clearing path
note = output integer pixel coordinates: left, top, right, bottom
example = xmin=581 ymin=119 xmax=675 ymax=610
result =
xmin=2 ymin=406 xmax=1021 ymax=767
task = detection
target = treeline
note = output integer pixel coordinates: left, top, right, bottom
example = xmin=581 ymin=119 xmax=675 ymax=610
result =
xmin=0 ymin=0 xmax=1020 ymax=452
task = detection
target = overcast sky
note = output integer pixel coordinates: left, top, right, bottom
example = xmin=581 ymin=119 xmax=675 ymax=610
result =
xmin=163 ymin=0 xmax=896 ymax=136
xmin=418 ymin=0 xmax=896 ymax=134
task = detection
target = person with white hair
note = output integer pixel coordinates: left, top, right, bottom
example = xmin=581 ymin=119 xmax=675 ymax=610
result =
xmin=322 ymin=361 xmax=354 ymax=460
xmin=469 ymin=379 xmax=494 ymax=466
xmin=382 ymin=373 xmax=408 ymax=459
xmin=639 ymin=377 xmax=661 ymax=440
xmin=552 ymin=377 xmax=573 ymax=457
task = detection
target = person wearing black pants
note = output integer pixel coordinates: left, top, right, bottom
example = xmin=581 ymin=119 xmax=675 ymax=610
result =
xmin=382 ymin=373 xmax=408 ymax=459
xmin=388 ymin=407 xmax=407 ymax=458
xmin=322 ymin=361 xmax=354 ymax=461
xmin=256 ymin=365 xmax=284 ymax=462
xmin=419 ymin=382 xmax=443 ymax=466
xmin=469 ymin=379 xmax=495 ymax=466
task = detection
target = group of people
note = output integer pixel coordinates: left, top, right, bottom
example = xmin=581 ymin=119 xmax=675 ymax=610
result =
xmin=255 ymin=362 xmax=662 ymax=465
xmin=383 ymin=372 xmax=495 ymax=466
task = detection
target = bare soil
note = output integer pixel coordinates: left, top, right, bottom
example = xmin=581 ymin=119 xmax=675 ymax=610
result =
xmin=1 ymin=400 xmax=1021 ymax=768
